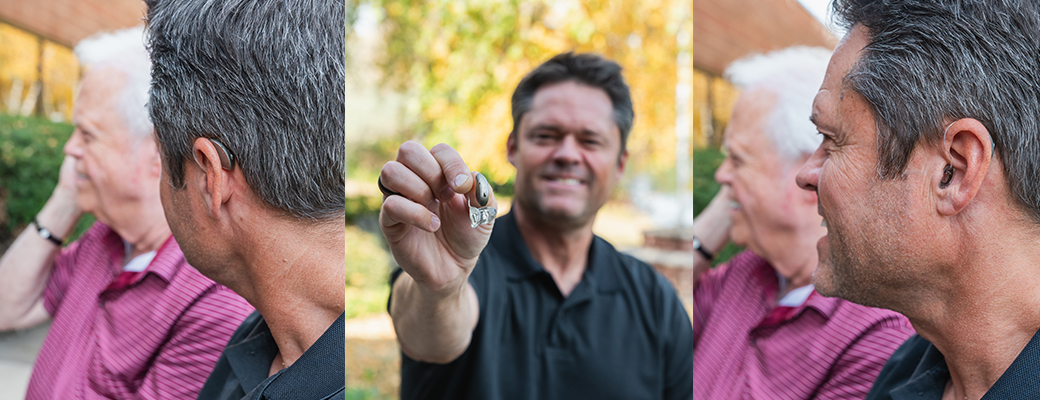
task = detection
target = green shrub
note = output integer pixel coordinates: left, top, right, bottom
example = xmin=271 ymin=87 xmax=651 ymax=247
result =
xmin=0 ymin=115 xmax=93 ymax=244
xmin=690 ymin=146 xmax=743 ymax=264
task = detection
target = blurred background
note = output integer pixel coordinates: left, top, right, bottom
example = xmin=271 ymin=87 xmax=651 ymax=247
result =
xmin=344 ymin=0 xmax=837 ymax=398
xmin=0 ymin=0 xmax=148 ymax=397
xmin=2 ymin=0 xmax=840 ymax=398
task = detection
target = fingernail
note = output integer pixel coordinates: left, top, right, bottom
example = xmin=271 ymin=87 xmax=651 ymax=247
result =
xmin=430 ymin=215 xmax=441 ymax=231
xmin=454 ymin=174 xmax=468 ymax=189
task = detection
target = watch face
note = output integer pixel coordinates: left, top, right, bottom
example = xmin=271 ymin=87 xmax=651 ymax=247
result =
xmin=40 ymin=228 xmax=51 ymax=238
xmin=692 ymin=237 xmax=702 ymax=249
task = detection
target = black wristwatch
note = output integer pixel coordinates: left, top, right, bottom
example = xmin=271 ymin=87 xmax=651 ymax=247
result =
xmin=692 ymin=236 xmax=714 ymax=262
xmin=32 ymin=218 xmax=64 ymax=246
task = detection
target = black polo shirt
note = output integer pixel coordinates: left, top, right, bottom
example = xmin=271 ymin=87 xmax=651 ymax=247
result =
xmin=197 ymin=311 xmax=345 ymax=400
xmin=389 ymin=212 xmax=693 ymax=400
xmin=866 ymin=330 xmax=1040 ymax=400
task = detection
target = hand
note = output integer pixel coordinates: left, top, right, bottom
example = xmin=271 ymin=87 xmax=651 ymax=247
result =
xmin=378 ymin=141 xmax=498 ymax=297
xmin=53 ymin=155 xmax=81 ymax=205
xmin=692 ymin=186 xmax=732 ymax=284
xmin=694 ymin=186 xmax=732 ymax=254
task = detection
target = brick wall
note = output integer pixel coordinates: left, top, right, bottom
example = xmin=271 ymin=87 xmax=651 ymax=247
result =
xmin=0 ymin=0 xmax=145 ymax=47
xmin=693 ymin=0 xmax=837 ymax=75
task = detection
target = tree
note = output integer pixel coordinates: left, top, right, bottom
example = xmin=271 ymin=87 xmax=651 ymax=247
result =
xmin=369 ymin=0 xmax=692 ymax=190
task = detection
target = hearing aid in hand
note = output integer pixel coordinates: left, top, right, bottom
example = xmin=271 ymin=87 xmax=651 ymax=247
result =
xmin=469 ymin=172 xmax=496 ymax=228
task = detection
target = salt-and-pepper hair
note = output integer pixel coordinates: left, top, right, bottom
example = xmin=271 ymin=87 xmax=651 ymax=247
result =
xmin=73 ymin=26 xmax=153 ymax=141
xmin=724 ymin=46 xmax=832 ymax=166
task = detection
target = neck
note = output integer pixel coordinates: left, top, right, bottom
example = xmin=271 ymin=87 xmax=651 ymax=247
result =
xmin=224 ymin=213 xmax=345 ymax=369
xmin=903 ymin=223 xmax=1040 ymax=400
xmin=109 ymin=202 xmax=172 ymax=259
xmin=757 ymin=222 xmax=824 ymax=300
xmin=513 ymin=205 xmax=595 ymax=297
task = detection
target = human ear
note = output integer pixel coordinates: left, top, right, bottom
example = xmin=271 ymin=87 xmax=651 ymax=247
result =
xmin=506 ymin=132 xmax=518 ymax=168
xmin=935 ymin=118 xmax=992 ymax=215
xmin=191 ymin=137 xmax=234 ymax=218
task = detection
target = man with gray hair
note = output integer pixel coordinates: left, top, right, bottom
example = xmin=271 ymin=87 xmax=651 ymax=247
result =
xmin=797 ymin=0 xmax=1040 ymax=398
xmin=0 ymin=27 xmax=253 ymax=399
xmin=145 ymin=0 xmax=345 ymax=398
xmin=690 ymin=47 xmax=914 ymax=398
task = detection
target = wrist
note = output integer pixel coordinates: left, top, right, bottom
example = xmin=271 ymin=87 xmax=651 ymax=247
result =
xmin=35 ymin=197 xmax=82 ymax=241
xmin=692 ymin=236 xmax=715 ymax=262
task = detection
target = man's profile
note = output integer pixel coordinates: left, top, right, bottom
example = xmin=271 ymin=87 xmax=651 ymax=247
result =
xmin=796 ymin=0 xmax=1040 ymax=398
xmin=145 ymin=0 xmax=346 ymax=398
xmin=0 ymin=27 xmax=252 ymax=399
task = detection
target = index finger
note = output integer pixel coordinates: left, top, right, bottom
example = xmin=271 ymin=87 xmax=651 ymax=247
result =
xmin=430 ymin=143 xmax=474 ymax=195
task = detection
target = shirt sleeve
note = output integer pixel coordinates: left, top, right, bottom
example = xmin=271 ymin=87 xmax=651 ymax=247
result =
xmin=691 ymin=259 xmax=734 ymax=344
xmin=813 ymin=315 xmax=915 ymax=400
xmin=660 ymin=274 xmax=694 ymax=400
xmin=133 ymin=286 xmax=255 ymax=399
xmin=43 ymin=236 xmax=84 ymax=316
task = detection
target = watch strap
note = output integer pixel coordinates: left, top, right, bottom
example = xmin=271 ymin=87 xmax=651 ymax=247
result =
xmin=692 ymin=236 xmax=714 ymax=262
xmin=32 ymin=218 xmax=64 ymax=246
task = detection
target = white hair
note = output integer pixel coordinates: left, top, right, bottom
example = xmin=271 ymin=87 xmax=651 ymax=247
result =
xmin=724 ymin=46 xmax=832 ymax=165
xmin=74 ymin=26 xmax=153 ymax=140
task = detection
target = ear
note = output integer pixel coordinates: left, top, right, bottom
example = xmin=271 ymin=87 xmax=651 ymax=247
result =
xmin=506 ymin=132 xmax=518 ymax=168
xmin=191 ymin=137 xmax=234 ymax=218
xmin=615 ymin=149 xmax=629 ymax=180
xmin=935 ymin=118 xmax=992 ymax=216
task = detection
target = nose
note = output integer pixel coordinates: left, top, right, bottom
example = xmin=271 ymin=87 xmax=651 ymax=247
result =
xmin=64 ymin=129 xmax=84 ymax=159
xmin=796 ymin=145 xmax=825 ymax=192
xmin=551 ymin=134 xmax=582 ymax=166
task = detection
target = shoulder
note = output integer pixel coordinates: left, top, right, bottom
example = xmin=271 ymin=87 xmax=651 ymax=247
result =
xmin=595 ymin=237 xmax=684 ymax=310
xmin=59 ymin=222 xmax=117 ymax=259
xmin=698 ymin=250 xmax=767 ymax=288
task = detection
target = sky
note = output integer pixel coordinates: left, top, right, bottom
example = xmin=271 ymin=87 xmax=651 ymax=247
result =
xmin=796 ymin=0 xmax=846 ymax=37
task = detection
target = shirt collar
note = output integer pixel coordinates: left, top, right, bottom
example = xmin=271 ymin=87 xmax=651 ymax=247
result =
xmin=494 ymin=212 xmax=621 ymax=293
xmin=890 ymin=328 xmax=1040 ymax=399
xmin=99 ymin=223 xmax=180 ymax=283
xmin=245 ymin=313 xmax=346 ymax=399
xmin=753 ymin=254 xmax=839 ymax=318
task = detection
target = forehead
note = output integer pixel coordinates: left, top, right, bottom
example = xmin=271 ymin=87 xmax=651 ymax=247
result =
xmin=74 ymin=67 xmax=130 ymax=137
xmin=725 ymin=88 xmax=775 ymax=149
xmin=813 ymin=25 xmax=870 ymax=128
xmin=523 ymin=81 xmax=617 ymax=135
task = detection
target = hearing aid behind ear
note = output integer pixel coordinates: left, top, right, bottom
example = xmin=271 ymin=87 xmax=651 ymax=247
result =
xmin=208 ymin=138 xmax=235 ymax=170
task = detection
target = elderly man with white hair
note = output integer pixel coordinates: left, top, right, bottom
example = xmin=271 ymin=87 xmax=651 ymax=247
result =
xmin=0 ymin=28 xmax=252 ymax=399
xmin=689 ymin=47 xmax=915 ymax=399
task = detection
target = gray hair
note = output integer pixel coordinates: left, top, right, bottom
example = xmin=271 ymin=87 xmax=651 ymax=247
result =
xmin=145 ymin=0 xmax=345 ymax=221
xmin=510 ymin=52 xmax=634 ymax=154
xmin=74 ymin=27 xmax=153 ymax=141
xmin=724 ymin=46 xmax=831 ymax=165
xmin=834 ymin=0 xmax=1040 ymax=221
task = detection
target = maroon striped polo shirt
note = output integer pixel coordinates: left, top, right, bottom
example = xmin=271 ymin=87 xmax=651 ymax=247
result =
xmin=25 ymin=223 xmax=254 ymax=399
xmin=692 ymin=250 xmax=915 ymax=399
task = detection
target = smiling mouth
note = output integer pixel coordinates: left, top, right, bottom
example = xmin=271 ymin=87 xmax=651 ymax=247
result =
xmin=545 ymin=177 xmax=584 ymax=185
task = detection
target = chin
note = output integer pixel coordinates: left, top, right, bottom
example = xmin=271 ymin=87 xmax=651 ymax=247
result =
xmin=536 ymin=204 xmax=591 ymax=227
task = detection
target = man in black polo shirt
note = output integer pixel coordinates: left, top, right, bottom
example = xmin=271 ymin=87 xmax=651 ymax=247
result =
xmin=795 ymin=0 xmax=1040 ymax=398
xmin=145 ymin=0 xmax=345 ymax=398
xmin=379 ymin=52 xmax=693 ymax=399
